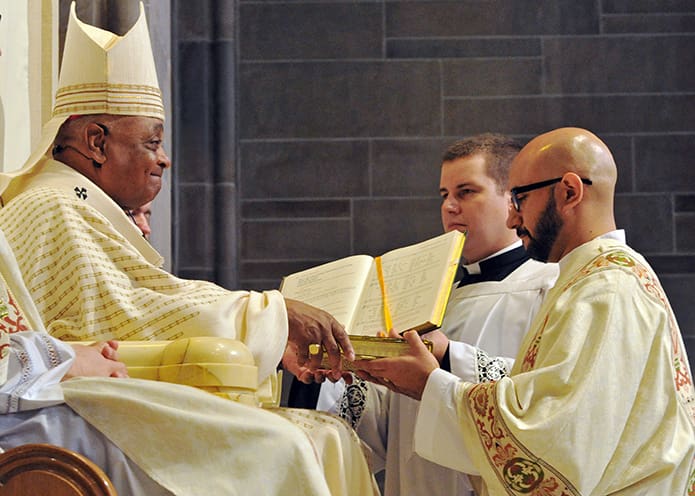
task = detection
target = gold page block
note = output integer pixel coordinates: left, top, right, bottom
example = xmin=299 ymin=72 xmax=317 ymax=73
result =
xmin=319 ymin=335 xmax=432 ymax=371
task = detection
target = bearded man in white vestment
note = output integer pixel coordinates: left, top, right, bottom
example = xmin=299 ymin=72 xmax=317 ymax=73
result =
xmin=309 ymin=134 xmax=558 ymax=496
xmin=357 ymin=127 xmax=695 ymax=496
xmin=0 ymin=4 xmax=378 ymax=495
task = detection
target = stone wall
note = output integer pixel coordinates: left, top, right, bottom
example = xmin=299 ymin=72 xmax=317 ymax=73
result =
xmin=173 ymin=0 xmax=695 ymax=364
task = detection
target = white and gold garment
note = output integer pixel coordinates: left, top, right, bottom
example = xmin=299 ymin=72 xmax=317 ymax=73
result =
xmin=0 ymin=161 xmax=379 ymax=495
xmin=0 ymin=158 xmax=286 ymax=383
xmin=352 ymin=255 xmax=558 ymax=496
xmin=416 ymin=237 xmax=695 ymax=495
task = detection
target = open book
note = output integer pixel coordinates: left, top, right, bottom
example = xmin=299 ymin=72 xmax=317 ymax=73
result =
xmin=280 ymin=230 xmax=465 ymax=361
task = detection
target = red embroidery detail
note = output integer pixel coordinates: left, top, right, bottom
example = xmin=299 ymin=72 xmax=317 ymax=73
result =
xmin=490 ymin=248 xmax=695 ymax=494
xmin=0 ymin=292 xmax=28 ymax=334
xmin=521 ymin=315 xmax=548 ymax=372
xmin=466 ymin=384 xmax=579 ymax=495
xmin=526 ymin=249 xmax=695 ymax=422
xmin=600 ymin=251 xmax=694 ymax=419
xmin=503 ymin=457 xmax=544 ymax=492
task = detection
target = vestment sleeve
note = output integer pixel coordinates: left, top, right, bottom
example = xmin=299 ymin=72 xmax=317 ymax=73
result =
xmin=0 ymin=331 xmax=74 ymax=413
xmin=316 ymin=379 xmax=345 ymax=414
xmin=414 ymin=368 xmax=480 ymax=474
xmin=0 ymin=190 xmax=288 ymax=382
xmin=448 ymin=340 xmax=513 ymax=383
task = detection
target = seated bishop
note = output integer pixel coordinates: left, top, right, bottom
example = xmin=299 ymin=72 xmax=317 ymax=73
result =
xmin=0 ymin=3 xmax=377 ymax=495
xmin=0 ymin=224 xmax=376 ymax=494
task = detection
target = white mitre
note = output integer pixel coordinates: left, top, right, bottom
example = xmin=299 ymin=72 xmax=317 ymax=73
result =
xmin=0 ymin=1 xmax=163 ymax=202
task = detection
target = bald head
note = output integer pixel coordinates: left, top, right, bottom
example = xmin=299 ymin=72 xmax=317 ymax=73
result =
xmin=507 ymin=127 xmax=618 ymax=262
xmin=515 ymin=127 xmax=617 ymax=198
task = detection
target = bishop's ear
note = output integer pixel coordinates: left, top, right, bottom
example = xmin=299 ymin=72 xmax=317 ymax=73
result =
xmin=85 ymin=122 xmax=109 ymax=164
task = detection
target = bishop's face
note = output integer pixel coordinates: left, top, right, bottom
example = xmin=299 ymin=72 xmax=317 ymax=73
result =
xmin=97 ymin=116 xmax=170 ymax=210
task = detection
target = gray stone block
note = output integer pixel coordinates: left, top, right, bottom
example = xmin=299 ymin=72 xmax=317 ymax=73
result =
xmin=602 ymin=14 xmax=695 ymax=33
xmin=240 ymin=141 xmax=369 ymax=198
xmin=386 ymin=1 xmax=598 ymax=37
xmin=241 ymin=200 xmax=351 ymax=219
xmin=676 ymin=195 xmax=695 ymax=212
xmin=615 ymin=194 xmax=673 ymax=253
xmin=239 ymin=280 xmax=283 ymax=292
xmin=647 ymin=255 xmax=695 ymax=274
xmin=177 ymin=184 xmax=215 ymax=268
xmin=214 ymin=0 xmax=236 ymax=41
xmin=676 ymin=214 xmax=695 ymax=251
xmin=241 ymin=260 xmax=332 ymax=282
xmin=443 ymin=59 xmax=542 ymax=96
xmin=602 ymin=0 xmax=695 ymax=14
xmin=215 ymin=269 xmax=240 ymax=291
xmin=214 ymin=40 xmax=238 ymax=184
xmin=685 ymin=335 xmax=695 ymax=373
xmin=175 ymin=42 xmax=214 ymax=183
xmin=659 ymin=275 xmax=695 ymax=358
xmin=242 ymin=219 xmax=351 ymax=259
xmin=176 ymin=0 xmax=212 ymax=41
xmin=214 ymin=184 xmax=239 ymax=289
xmin=353 ymin=198 xmax=443 ymax=255
xmin=177 ymin=268 xmax=215 ymax=282
xmin=545 ymin=36 xmax=695 ymax=93
xmin=635 ymin=135 xmax=695 ymax=192
xmin=172 ymin=0 xmax=695 ymax=300
xmin=240 ymin=61 xmax=441 ymax=138
xmin=371 ymin=139 xmax=448 ymax=196
xmin=240 ymin=3 xmax=382 ymax=60
xmin=388 ymin=38 xmax=539 ymax=59
xmin=600 ymin=135 xmax=633 ymax=194
xmin=443 ymin=95 xmax=695 ymax=136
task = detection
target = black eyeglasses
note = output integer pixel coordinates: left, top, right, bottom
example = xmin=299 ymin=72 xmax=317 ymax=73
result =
xmin=510 ymin=177 xmax=592 ymax=212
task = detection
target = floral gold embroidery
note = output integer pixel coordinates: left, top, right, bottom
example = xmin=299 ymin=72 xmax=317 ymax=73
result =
xmin=503 ymin=457 xmax=544 ymax=492
xmin=529 ymin=249 xmax=693 ymax=417
xmin=466 ymin=383 xmax=579 ymax=495
xmin=521 ymin=315 xmax=548 ymax=372
xmin=605 ymin=252 xmax=634 ymax=267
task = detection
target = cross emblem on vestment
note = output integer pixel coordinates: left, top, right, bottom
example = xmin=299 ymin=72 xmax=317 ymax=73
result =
xmin=74 ymin=187 xmax=87 ymax=200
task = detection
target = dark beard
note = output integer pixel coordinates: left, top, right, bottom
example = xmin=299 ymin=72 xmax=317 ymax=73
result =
xmin=525 ymin=192 xmax=563 ymax=262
